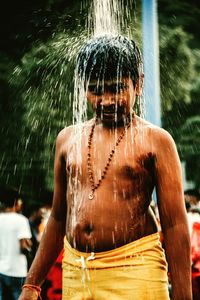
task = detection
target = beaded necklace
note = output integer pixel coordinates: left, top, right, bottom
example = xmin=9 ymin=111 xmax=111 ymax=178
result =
xmin=87 ymin=115 xmax=133 ymax=200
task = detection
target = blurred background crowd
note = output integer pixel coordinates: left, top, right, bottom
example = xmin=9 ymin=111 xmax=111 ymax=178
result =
xmin=0 ymin=186 xmax=62 ymax=300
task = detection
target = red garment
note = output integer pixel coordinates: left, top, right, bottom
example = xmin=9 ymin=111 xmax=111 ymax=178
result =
xmin=191 ymin=222 xmax=200 ymax=300
xmin=191 ymin=222 xmax=200 ymax=276
xmin=42 ymin=250 xmax=63 ymax=300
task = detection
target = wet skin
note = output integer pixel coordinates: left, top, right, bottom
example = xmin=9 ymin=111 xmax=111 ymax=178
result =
xmin=65 ymin=122 xmax=158 ymax=252
xmin=19 ymin=76 xmax=191 ymax=300
xmin=62 ymin=78 xmax=158 ymax=252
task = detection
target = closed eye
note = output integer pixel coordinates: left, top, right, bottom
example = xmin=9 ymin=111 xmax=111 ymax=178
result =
xmin=88 ymin=85 xmax=104 ymax=95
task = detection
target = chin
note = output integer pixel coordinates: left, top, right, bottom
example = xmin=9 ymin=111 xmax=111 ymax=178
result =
xmin=102 ymin=115 xmax=125 ymax=126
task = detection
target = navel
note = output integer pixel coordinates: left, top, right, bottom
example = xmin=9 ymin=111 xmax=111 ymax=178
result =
xmin=84 ymin=224 xmax=94 ymax=236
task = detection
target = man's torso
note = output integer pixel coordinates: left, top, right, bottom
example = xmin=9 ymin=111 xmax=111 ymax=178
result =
xmin=61 ymin=117 xmax=159 ymax=252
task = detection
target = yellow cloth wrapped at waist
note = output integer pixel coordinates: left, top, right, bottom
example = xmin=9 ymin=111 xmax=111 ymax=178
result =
xmin=62 ymin=233 xmax=170 ymax=300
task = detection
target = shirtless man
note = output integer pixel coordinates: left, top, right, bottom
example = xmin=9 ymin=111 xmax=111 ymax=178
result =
xmin=19 ymin=35 xmax=192 ymax=300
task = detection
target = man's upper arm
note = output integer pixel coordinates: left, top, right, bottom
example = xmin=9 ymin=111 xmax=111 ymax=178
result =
xmin=51 ymin=128 xmax=68 ymax=222
xmin=154 ymin=128 xmax=187 ymax=232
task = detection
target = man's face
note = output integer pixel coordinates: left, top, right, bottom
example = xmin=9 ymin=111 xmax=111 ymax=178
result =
xmin=86 ymin=78 xmax=137 ymax=124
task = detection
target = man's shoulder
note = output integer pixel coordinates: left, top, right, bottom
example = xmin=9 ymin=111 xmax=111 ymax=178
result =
xmin=136 ymin=116 xmax=174 ymax=143
xmin=150 ymin=126 xmax=175 ymax=148
xmin=56 ymin=125 xmax=73 ymax=141
xmin=56 ymin=120 xmax=94 ymax=143
xmin=55 ymin=126 xmax=74 ymax=150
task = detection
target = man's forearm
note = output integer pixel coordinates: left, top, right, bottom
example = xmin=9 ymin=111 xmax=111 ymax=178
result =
xmin=163 ymin=223 xmax=192 ymax=300
xmin=25 ymin=214 xmax=66 ymax=286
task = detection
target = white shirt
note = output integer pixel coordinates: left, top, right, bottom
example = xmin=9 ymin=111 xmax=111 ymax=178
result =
xmin=187 ymin=211 xmax=200 ymax=236
xmin=0 ymin=212 xmax=32 ymax=277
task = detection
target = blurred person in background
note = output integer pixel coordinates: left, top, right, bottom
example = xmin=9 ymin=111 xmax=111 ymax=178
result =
xmin=185 ymin=189 xmax=200 ymax=210
xmin=184 ymin=189 xmax=200 ymax=300
xmin=38 ymin=191 xmax=63 ymax=300
xmin=0 ymin=186 xmax=32 ymax=300
xmin=26 ymin=203 xmax=43 ymax=270
xmin=184 ymin=189 xmax=200 ymax=237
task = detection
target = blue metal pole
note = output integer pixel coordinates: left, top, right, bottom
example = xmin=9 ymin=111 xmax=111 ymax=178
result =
xmin=142 ymin=0 xmax=161 ymax=126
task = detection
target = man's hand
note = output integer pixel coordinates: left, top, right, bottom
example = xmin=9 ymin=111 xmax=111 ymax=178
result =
xmin=20 ymin=238 xmax=32 ymax=253
xmin=18 ymin=288 xmax=39 ymax=300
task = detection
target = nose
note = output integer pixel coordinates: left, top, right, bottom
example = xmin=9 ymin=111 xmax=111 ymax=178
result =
xmin=99 ymin=94 xmax=116 ymax=106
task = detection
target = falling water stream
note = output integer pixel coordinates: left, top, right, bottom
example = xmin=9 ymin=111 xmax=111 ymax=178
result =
xmin=69 ymin=0 xmax=145 ymax=293
xmin=88 ymin=0 xmax=123 ymax=36
xmin=73 ymin=0 xmax=126 ymax=127
xmin=2 ymin=0 xmax=140 ymax=196
xmin=72 ymin=0 xmax=143 ymax=143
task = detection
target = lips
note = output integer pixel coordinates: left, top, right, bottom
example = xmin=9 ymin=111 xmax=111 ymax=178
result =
xmin=96 ymin=103 xmax=126 ymax=120
xmin=103 ymin=107 xmax=125 ymax=115
xmin=96 ymin=106 xmax=123 ymax=113
xmin=100 ymin=110 xmax=116 ymax=118
xmin=96 ymin=107 xmax=115 ymax=115
xmin=103 ymin=110 xmax=115 ymax=114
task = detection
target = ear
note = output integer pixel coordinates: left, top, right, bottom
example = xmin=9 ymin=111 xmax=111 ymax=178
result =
xmin=135 ymin=73 xmax=144 ymax=96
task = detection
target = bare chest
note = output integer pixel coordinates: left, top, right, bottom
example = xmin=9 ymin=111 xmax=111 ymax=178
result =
xmin=65 ymin=127 xmax=156 ymax=188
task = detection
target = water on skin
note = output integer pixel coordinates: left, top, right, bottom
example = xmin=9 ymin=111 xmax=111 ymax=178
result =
xmin=71 ymin=0 xmax=147 ymax=256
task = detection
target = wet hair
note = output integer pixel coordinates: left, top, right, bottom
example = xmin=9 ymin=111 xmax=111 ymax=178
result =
xmin=76 ymin=35 xmax=143 ymax=87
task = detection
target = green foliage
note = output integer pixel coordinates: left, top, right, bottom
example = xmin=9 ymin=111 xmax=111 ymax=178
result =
xmin=158 ymin=0 xmax=200 ymax=188
xmin=8 ymin=31 xmax=89 ymax=194
xmin=159 ymin=26 xmax=195 ymax=112
xmin=158 ymin=24 xmax=200 ymax=188
xmin=178 ymin=116 xmax=200 ymax=156
xmin=177 ymin=116 xmax=200 ymax=187
xmin=190 ymin=49 xmax=200 ymax=102
xmin=158 ymin=0 xmax=200 ymax=48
